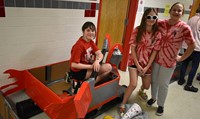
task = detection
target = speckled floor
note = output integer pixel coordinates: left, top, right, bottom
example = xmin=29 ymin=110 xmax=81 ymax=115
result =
xmin=2 ymin=68 xmax=200 ymax=119
xmin=95 ymin=69 xmax=200 ymax=119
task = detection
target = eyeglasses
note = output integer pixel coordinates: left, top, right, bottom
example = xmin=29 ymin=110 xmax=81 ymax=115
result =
xmin=146 ymin=15 xmax=158 ymax=20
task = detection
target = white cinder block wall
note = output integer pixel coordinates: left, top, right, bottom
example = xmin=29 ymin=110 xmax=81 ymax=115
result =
xmin=0 ymin=0 xmax=99 ymax=85
xmin=0 ymin=0 xmax=193 ymax=86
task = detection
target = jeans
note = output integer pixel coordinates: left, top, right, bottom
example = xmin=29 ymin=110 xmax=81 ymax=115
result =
xmin=180 ymin=50 xmax=200 ymax=86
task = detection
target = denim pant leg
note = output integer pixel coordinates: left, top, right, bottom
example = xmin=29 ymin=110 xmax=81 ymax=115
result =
xmin=187 ymin=51 xmax=200 ymax=86
xmin=179 ymin=51 xmax=192 ymax=81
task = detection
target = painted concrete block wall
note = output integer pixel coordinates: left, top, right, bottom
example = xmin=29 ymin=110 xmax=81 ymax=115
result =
xmin=0 ymin=0 xmax=99 ymax=86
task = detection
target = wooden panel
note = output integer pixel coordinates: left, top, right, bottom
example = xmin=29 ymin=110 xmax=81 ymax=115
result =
xmin=48 ymin=80 xmax=70 ymax=95
xmin=5 ymin=105 xmax=9 ymax=119
xmin=28 ymin=67 xmax=46 ymax=83
xmin=9 ymin=110 xmax=17 ymax=119
xmin=97 ymin=0 xmax=129 ymax=49
xmin=51 ymin=61 xmax=70 ymax=81
xmin=28 ymin=61 xmax=70 ymax=83
xmin=0 ymin=93 xmax=6 ymax=119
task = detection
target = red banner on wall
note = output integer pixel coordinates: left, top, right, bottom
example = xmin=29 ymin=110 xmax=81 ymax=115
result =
xmin=0 ymin=0 xmax=5 ymax=17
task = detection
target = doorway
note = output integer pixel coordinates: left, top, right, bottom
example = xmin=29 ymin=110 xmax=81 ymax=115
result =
xmin=97 ymin=0 xmax=139 ymax=71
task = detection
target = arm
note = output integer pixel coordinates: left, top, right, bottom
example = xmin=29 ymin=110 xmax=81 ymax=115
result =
xmin=71 ymin=50 xmax=103 ymax=71
xmin=177 ymin=22 xmax=196 ymax=61
xmin=92 ymin=50 xmax=103 ymax=72
xmin=142 ymin=50 xmax=157 ymax=75
xmin=95 ymin=50 xmax=104 ymax=63
xmin=143 ymin=31 xmax=161 ymax=75
xmin=146 ymin=50 xmax=157 ymax=69
xmin=176 ymin=43 xmax=195 ymax=62
xmin=71 ymin=62 xmax=93 ymax=70
xmin=130 ymin=45 xmax=143 ymax=73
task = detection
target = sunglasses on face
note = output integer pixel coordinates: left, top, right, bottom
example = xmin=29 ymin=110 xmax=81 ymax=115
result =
xmin=146 ymin=15 xmax=158 ymax=20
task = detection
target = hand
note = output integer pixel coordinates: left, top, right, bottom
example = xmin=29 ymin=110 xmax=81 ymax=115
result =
xmin=92 ymin=60 xmax=101 ymax=72
xmin=137 ymin=65 xmax=144 ymax=75
xmin=141 ymin=67 xmax=148 ymax=76
xmin=176 ymin=55 xmax=182 ymax=62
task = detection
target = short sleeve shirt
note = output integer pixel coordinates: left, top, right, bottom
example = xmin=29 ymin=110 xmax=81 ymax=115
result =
xmin=128 ymin=28 xmax=162 ymax=68
xmin=70 ymin=37 xmax=99 ymax=72
xmin=155 ymin=19 xmax=195 ymax=68
xmin=182 ymin=14 xmax=200 ymax=52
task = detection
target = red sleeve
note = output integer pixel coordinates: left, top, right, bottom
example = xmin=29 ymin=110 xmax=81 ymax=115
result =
xmin=70 ymin=44 xmax=82 ymax=63
xmin=153 ymin=31 xmax=162 ymax=51
xmin=90 ymin=40 xmax=99 ymax=53
xmin=129 ymin=28 xmax=138 ymax=47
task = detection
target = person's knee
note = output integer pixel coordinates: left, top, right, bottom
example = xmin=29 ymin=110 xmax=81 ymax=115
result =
xmin=129 ymin=82 xmax=137 ymax=89
xmin=105 ymin=63 xmax=112 ymax=72
xmin=160 ymin=82 xmax=168 ymax=89
xmin=143 ymin=84 xmax=150 ymax=90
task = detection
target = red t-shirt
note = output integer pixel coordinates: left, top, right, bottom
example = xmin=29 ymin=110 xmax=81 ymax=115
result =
xmin=70 ymin=37 xmax=99 ymax=72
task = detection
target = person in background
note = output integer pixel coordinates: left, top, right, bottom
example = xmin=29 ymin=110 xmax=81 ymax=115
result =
xmin=147 ymin=2 xmax=195 ymax=116
xmin=178 ymin=6 xmax=200 ymax=93
xmin=70 ymin=21 xmax=112 ymax=85
xmin=119 ymin=8 xmax=161 ymax=115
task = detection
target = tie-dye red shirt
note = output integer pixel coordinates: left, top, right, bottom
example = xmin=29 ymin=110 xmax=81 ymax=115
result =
xmin=128 ymin=28 xmax=161 ymax=69
xmin=155 ymin=19 xmax=195 ymax=68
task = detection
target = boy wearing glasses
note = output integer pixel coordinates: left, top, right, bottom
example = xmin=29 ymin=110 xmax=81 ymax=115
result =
xmin=119 ymin=8 xmax=161 ymax=116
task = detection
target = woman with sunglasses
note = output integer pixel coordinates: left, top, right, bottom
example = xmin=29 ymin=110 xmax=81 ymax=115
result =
xmin=147 ymin=2 xmax=195 ymax=116
xmin=119 ymin=8 xmax=161 ymax=116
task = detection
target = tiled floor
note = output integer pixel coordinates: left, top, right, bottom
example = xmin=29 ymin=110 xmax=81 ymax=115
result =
xmin=95 ymin=69 xmax=200 ymax=119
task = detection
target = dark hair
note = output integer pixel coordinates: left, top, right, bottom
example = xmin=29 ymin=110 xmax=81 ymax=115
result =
xmin=82 ymin=21 xmax=96 ymax=32
xmin=169 ymin=2 xmax=185 ymax=15
xmin=196 ymin=6 xmax=200 ymax=13
xmin=136 ymin=8 xmax=159 ymax=43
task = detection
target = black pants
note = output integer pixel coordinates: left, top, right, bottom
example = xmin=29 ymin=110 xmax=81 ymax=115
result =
xmin=179 ymin=50 xmax=200 ymax=86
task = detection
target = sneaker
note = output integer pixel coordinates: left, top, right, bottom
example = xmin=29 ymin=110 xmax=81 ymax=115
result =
xmin=197 ymin=77 xmax=200 ymax=81
xmin=156 ymin=106 xmax=164 ymax=116
xmin=147 ymin=98 xmax=156 ymax=107
xmin=138 ymin=90 xmax=148 ymax=101
xmin=178 ymin=79 xmax=185 ymax=85
xmin=184 ymin=85 xmax=198 ymax=93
